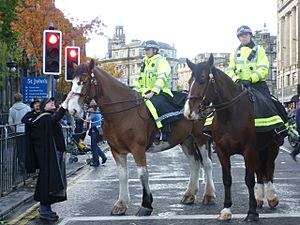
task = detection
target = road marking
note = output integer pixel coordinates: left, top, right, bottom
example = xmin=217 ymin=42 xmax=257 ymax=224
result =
xmin=78 ymin=176 xmax=300 ymax=183
xmin=58 ymin=213 xmax=300 ymax=225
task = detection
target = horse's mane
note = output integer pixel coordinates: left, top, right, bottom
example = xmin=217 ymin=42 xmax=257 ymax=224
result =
xmin=94 ymin=66 xmax=135 ymax=94
xmin=74 ymin=63 xmax=135 ymax=93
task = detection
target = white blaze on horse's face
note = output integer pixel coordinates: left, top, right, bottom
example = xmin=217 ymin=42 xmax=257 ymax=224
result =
xmin=184 ymin=80 xmax=200 ymax=120
xmin=68 ymin=76 xmax=84 ymax=119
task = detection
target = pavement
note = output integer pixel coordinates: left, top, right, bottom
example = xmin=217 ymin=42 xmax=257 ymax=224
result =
xmin=0 ymin=143 xmax=109 ymax=220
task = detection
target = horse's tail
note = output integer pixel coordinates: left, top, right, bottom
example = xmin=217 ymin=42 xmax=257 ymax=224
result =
xmin=193 ymin=140 xmax=204 ymax=162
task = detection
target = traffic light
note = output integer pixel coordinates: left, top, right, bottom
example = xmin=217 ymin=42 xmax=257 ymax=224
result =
xmin=43 ymin=30 xmax=62 ymax=75
xmin=65 ymin=46 xmax=80 ymax=81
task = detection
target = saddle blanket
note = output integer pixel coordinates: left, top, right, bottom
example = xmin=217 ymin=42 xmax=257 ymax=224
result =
xmin=147 ymin=91 xmax=187 ymax=126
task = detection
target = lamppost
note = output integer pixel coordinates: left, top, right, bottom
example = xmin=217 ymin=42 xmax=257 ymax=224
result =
xmin=6 ymin=59 xmax=17 ymax=108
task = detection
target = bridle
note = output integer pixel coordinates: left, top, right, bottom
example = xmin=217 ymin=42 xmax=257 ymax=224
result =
xmin=186 ymin=69 xmax=248 ymax=118
xmin=76 ymin=68 xmax=144 ymax=115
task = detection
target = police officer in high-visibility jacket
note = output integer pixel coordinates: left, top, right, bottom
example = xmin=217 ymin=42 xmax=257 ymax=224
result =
xmin=133 ymin=40 xmax=172 ymax=144
xmin=226 ymin=25 xmax=288 ymax=145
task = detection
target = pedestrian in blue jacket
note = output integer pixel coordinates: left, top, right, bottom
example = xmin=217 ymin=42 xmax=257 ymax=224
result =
xmin=86 ymin=105 xmax=107 ymax=167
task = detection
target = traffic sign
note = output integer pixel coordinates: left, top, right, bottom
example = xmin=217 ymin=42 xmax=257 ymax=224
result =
xmin=23 ymin=77 xmax=48 ymax=102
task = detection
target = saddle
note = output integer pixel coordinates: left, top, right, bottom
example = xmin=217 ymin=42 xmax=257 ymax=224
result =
xmin=146 ymin=91 xmax=187 ymax=126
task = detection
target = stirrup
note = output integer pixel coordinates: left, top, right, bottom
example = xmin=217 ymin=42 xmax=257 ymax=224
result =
xmin=274 ymin=127 xmax=288 ymax=135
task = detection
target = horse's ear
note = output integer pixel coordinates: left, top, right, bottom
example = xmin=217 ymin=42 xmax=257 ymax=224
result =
xmin=88 ymin=59 xmax=95 ymax=72
xmin=186 ymin=58 xmax=195 ymax=71
xmin=208 ymin=54 xmax=214 ymax=66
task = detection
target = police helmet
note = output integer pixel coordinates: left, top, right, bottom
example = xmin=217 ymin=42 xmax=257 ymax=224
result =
xmin=144 ymin=40 xmax=160 ymax=51
xmin=236 ymin=25 xmax=253 ymax=37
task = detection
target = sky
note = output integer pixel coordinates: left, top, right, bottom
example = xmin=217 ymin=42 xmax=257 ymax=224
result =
xmin=55 ymin=0 xmax=277 ymax=59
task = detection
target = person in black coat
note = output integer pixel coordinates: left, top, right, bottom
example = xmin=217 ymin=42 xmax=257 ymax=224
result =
xmin=22 ymin=91 xmax=73 ymax=221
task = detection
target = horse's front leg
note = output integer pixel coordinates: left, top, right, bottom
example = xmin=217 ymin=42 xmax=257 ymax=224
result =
xmin=132 ymin=148 xmax=153 ymax=216
xmin=244 ymin=150 xmax=259 ymax=222
xmin=217 ymin=151 xmax=233 ymax=221
xmin=111 ymin=151 xmax=130 ymax=215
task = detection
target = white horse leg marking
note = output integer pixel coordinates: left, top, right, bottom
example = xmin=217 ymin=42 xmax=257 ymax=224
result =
xmin=255 ymin=183 xmax=265 ymax=201
xmin=115 ymin=155 xmax=130 ymax=208
xmin=218 ymin=207 xmax=232 ymax=221
xmin=137 ymin=166 xmax=150 ymax=194
xmin=266 ymin=181 xmax=277 ymax=201
xmin=199 ymin=145 xmax=216 ymax=201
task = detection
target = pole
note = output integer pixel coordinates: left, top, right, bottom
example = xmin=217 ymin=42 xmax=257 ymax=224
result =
xmin=281 ymin=69 xmax=284 ymax=104
xmin=127 ymin=47 xmax=130 ymax=86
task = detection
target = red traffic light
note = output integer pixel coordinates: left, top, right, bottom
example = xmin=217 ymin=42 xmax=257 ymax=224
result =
xmin=65 ymin=46 xmax=80 ymax=82
xmin=68 ymin=49 xmax=78 ymax=58
xmin=43 ymin=30 xmax=62 ymax=75
xmin=47 ymin=33 xmax=59 ymax=45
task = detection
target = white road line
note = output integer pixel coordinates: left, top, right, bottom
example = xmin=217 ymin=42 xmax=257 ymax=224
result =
xmin=58 ymin=213 xmax=300 ymax=225
xmin=78 ymin=176 xmax=299 ymax=183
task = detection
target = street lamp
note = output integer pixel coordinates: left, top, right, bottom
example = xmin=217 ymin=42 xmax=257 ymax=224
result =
xmin=6 ymin=60 xmax=17 ymax=73
xmin=6 ymin=60 xmax=17 ymax=108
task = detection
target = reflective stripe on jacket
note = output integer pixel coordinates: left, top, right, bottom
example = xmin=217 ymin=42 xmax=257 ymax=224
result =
xmin=226 ymin=44 xmax=269 ymax=83
xmin=134 ymin=54 xmax=172 ymax=96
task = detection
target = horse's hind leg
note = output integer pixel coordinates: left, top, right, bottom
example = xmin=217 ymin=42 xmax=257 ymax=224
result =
xmin=111 ymin=151 xmax=130 ymax=216
xmin=180 ymin=140 xmax=216 ymax=205
xmin=132 ymin=148 xmax=153 ymax=216
xmin=198 ymin=143 xmax=216 ymax=204
xmin=180 ymin=141 xmax=200 ymax=204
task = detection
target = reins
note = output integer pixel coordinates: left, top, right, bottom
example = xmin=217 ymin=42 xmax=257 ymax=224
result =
xmin=81 ymin=69 xmax=145 ymax=115
xmin=187 ymin=69 xmax=248 ymax=116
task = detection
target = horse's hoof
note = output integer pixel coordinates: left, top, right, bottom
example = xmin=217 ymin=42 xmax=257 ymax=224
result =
xmin=256 ymin=199 xmax=264 ymax=208
xmin=217 ymin=208 xmax=232 ymax=221
xmin=202 ymin=195 xmax=216 ymax=205
xmin=268 ymin=197 xmax=279 ymax=209
xmin=136 ymin=206 xmax=153 ymax=216
xmin=111 ymin=206 xmax=127 ymax=216
xmin=180 ymin=195 xmax=195 ymax=204
xmin=244 ymin=212 xmax=259 ymax=222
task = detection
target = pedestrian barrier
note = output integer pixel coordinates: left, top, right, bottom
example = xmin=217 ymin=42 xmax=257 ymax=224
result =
xmin=0 ymin=123 xmax=71 ymax=197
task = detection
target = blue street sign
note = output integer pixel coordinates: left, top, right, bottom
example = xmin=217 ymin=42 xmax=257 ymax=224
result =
xmin=23 ymin=77 xmax=48 ymax=103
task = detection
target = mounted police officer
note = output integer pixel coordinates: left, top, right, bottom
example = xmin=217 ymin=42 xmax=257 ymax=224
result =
xmin=133 ymin=40 xmax=172 ymax=146
xmin=226 ymin=25 xmax=288 ymax=145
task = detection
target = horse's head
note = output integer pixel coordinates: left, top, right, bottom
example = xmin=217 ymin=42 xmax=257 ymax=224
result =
xmin=184 ymin=54 xmax=216 ymax=120
xmin=68 ymin=59 xmax=99 ymax=119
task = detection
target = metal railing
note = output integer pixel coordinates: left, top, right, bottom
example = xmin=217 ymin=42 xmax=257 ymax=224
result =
xmin=0 ymin=124 xmax=34 ymax=197
xmin=0 ymin=122 xmax=75 ymax=197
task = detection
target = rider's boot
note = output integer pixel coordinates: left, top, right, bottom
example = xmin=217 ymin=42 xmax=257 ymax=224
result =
xmin=274 ymin=123 xmax=288 ymax=146
xmin=290 ymin=145 xmax=300 ymax=161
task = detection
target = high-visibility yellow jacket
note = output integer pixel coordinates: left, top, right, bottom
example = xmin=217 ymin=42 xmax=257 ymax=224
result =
xmin=133 ymin=54 xmax=172 ymax=96
xmin=226 ymin=44 xmax=269 ymax=83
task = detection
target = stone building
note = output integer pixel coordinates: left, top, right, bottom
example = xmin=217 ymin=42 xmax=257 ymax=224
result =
xmin=277 ymin=0 xmax=300 ymax=103
xmin=253 ymin=24 xmax=277 ymax=95
xmin=177 ymin=53 xmax=230 ymax=91
xmin=100 ymin=25 xmax=178 ymax=89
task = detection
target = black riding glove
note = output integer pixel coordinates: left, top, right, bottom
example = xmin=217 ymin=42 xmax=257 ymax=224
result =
xmin=237 ymin=79 xmax=251 ymax=89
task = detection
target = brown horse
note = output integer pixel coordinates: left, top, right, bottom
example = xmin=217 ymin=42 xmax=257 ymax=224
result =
xmin=67 ymin=59 xmax=216 ymax=216
xmin=184 ymin=54 xmax=280 ymax=222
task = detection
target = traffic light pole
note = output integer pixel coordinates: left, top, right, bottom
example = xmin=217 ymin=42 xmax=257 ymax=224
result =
xmin=47 ymin=75 xmax=55 ymax=98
